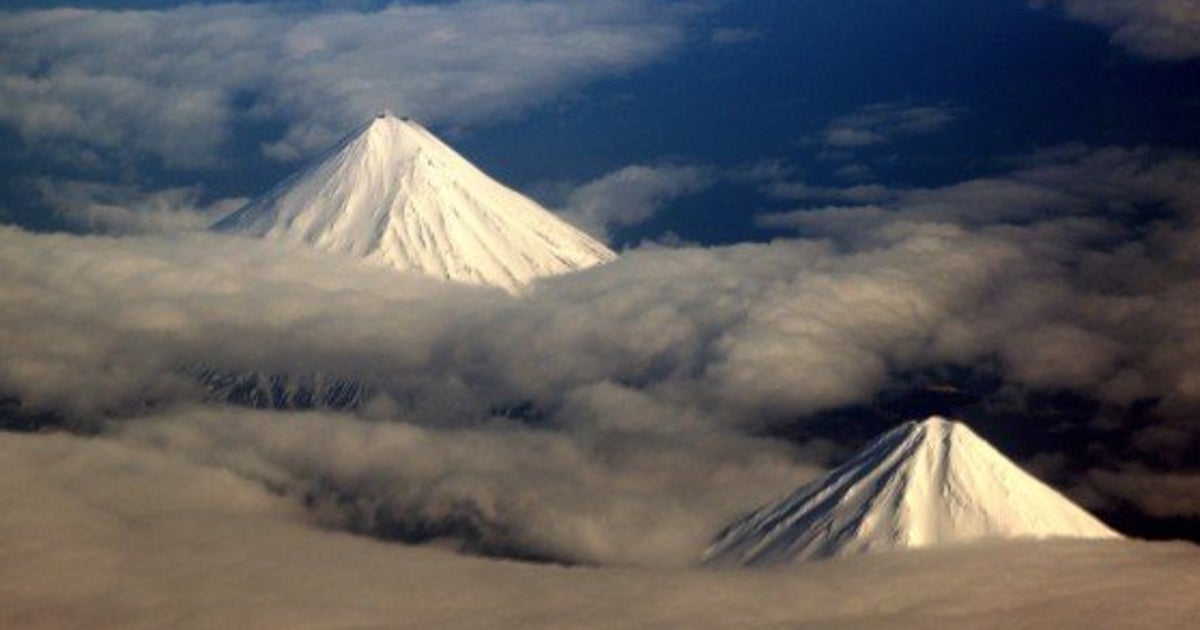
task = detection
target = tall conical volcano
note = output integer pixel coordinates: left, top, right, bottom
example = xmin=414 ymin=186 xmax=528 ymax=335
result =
xmin=704 ymin=417 xmax=1120 ymax=566
xmin=213 ymin=114 xmax=616 ymax=292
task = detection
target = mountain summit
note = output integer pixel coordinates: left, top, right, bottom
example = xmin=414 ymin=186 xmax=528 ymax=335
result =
xmin=704 ymin=417 xmax=1120 ymax=566
xmin=213 ymin=114 xmax=616 ymax=292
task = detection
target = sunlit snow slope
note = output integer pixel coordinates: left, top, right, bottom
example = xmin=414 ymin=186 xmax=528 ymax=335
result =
xmin=705 ymin=416 xmax=1120 ymax=566
xmin=213 ymin=114 xmax=615 ymax=292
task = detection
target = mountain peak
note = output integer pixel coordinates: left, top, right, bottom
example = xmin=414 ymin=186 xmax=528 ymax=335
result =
xmin=213 ymin=115 xmax=615 ymax=293
xmin=704 ymin=416 xmax=1120 ymax=566
xmin=364 ymin=111 xmax=418 ymax=135
xmin=346 ymin=113 xmax=442 ymax=163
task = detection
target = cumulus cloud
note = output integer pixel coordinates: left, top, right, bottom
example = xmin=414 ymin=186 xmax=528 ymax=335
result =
xmin=819 ymin=102 xmax=962 ymax=149
xmin=4 ymin=431 xmax=1197 ymax=629
xmin=757 ymin=204 xmax=891 ymax=237
xmin=1087 ymin=469 xmax=1200 ymax=517
xmin=557 ymin=164 xmax=712 ymax=242
xmin=755 ymin=147 xmax=1200 ymax=487
xmin=31 ymin=179 xmax=245 ymax=234
xmin=3 ymin=145 xmax=1200 ymax=560
xmin=0 ymin=1 xmax=701 ymax=168
xmin=761 ymin=149 xmax=1200 ymax=389
xmin=1036 ymin=0 xmax=1200 ymax=60
xmin=115 ymin=406 xmax=816 ymax=566
xmin=0 ymin=221 xmax=1034 ymax=429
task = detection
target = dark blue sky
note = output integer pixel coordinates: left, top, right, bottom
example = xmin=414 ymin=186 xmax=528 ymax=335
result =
xmin=459 ymin=0 xmax=1200 ymax=245
xmin=2 ymin=0 xmax=1199 ymax=243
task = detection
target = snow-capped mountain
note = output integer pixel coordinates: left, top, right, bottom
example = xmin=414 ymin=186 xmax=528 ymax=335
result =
xmin=213 ymin=113 xmax=616 ymax=292
xmin=704 ymin=416 xmax=1120 ymax=566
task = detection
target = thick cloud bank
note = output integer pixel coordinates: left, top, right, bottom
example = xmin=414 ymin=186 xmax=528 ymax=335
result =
xmin=0 ymin=1 xmax=698 ymax=167
xmin=3 ymin=431 xmax=1197 ymax=628
xmin=115 ymin=407 xmax=814 ymax=566
xmin=3 ymin=146 xmax=1200 ymax=563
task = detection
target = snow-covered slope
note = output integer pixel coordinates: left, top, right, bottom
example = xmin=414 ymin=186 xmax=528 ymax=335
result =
xmin=704 ymin=416 xmax=1120 ymax=566
xmin=213 ymin=113 xmax=616 ymax=292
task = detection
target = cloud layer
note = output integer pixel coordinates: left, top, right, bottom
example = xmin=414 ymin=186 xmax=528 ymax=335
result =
xmin=557 ymin=164 xmax=712 ymax=242
xmin=3 ymin=145 xmax=1200 ymax=562
xmin=31 ymin=179 xmax=244 ymax=234
xmin=115 ymin=406 xmax=815 ymax=566
xmin=0 ymin=1 xmax=699 ymax=168
xmin=5 ymin=429 xmax=1199 ymax=628
xmin=818 ymin=102 xmax=961 ymax=149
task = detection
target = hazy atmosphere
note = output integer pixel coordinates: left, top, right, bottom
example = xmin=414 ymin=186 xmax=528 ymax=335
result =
xmin=2 ymin=1 xmax=1200 ymax=627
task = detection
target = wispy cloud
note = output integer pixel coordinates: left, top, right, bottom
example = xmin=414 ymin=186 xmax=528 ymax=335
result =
xmin=31 ymin=179 xmax=244 ymax=234
xmin=0 ymin=2 xmax=702 ymax=169
xmin=819 ymin=101 xmax=962 ymax=149
xmin=1036 ymin=0 xmax=1200 ymax=60
xmin=710 ymin=27 xmax=762 ymax=45
xmin=556 ymin=164 xmax=712 ymax=243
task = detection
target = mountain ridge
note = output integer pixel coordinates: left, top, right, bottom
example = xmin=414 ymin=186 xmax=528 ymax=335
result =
xmin=214 ymin=114 xmax=615 ymax=292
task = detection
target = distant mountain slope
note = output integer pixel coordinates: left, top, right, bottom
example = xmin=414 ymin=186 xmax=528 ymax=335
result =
xmin=188 ymin=366 xmax=369 ymax=411
xmin=705 ymin=416 xmax=1120 ymax=566
xmin=214 ymin=113 xmax=615 ymax=292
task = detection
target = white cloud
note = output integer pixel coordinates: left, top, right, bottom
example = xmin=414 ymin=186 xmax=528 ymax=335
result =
xmin=32 ymin=179 xmax=244 ymax=234
xmin=557 ymin=164 xmax=712 ymax=242
xmin=756 ymin=147 xmax=1200 ymax=424
xmin=757 ymin=204 xmax=891 ymax=236
xmin=0 ymin=2 xmax=701 ymax=168
xmin=115 ymin=406 xmax=815 ymax=566
xmin=1087 ymin=468 xmax=1200 ymax=517
xmin=3 ymin=145 xmax=1200 ymax=559
xmin=1037 ymin=0 xmax=1200 ymax=60
xmin=2 ymin=429 xmax=1196 ymax=628
xmin=819 ymin=102 xmax=962 ymax=149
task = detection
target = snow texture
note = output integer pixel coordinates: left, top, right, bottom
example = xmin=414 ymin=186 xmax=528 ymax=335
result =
xmin=213 ymin=114 xmax=616 ymax=292
xmin=705 ymin=416 xmax=1121 ymax=566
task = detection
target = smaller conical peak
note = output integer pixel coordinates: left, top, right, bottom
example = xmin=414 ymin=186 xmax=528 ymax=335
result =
xmin=704 ymin=415 xmax=1120 ymax=566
